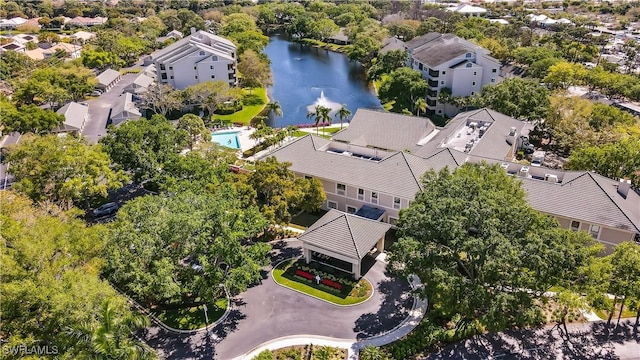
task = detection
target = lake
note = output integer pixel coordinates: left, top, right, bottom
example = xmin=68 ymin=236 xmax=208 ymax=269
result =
xmin=264 ymin=33 xmax=382 ymax=127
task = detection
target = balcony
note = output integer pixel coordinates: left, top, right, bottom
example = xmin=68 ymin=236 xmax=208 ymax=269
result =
xmin=428 ymin=79 xmax=439 ymax=88
xmin=428 ymin=69 xmax=439 ymax=78
xmin=427 ymin=89 xmax=438 ymax=98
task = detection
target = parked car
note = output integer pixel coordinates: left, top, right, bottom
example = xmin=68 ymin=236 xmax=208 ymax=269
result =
xmin=92 ymin=90 xmax=103 ymax=96
xmin=92 ymin=202 xmax=119 ymax=217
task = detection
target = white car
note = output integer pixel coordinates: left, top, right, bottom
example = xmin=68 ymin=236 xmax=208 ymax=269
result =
xmin=92 ymin=202 xmax=119 ymax=217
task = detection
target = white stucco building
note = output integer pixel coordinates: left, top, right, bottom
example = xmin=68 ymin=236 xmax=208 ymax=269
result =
xmin=405 ymin=33 xmax=501 ymax=117
xmin=150 ymin=29 xmax=237 ymax=90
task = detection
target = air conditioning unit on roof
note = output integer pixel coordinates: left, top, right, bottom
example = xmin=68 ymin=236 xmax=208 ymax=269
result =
xmin=519 ymin=166 xmax=530 ymax=177
xmin=545 ymin=174 xmax=558 ymax=183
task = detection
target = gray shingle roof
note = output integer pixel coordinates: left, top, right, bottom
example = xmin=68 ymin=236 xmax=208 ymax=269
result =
xmin=299 ymin=209 xmax=392 ymax=259
xmin=96 ymin=69 xmax=121 ymax=87
xmin=414 ymin=108 xmax=523 ymax=160
xmin=55 ymin=102 xmax=87 ymax=132
xmin=522 ymin=171 xmax=640 ymax=232
xmin=406 ymin=32 xmax=494 ymax=68
xmin=332 ymin=109 xmax=436 ymax=152
xmin=267 ymin=135 xmax=463 ymax=199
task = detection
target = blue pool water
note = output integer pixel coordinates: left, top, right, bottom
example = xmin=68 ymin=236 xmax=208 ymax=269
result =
xmin=211 ymin=131 xmax=241 ymax=149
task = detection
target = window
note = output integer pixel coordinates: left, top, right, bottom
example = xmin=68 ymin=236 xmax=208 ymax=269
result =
xmin=418 ymin=63 xmax=423 ymax=70
xmin=466 ymin=63 xmax=472 ymax=68
xmin=589 ymin=225 xmax=600 ymax=238
xmin=161 ymin=73 xmax=167 ymax=80
xmin=336 ymin=183 xmax=346 ymax=195
xmin=571 ymin=220 xmax=580 ymax=231
xmin=169 ymin=66 xmax=173 ymax=70
xmin=492 ymin=68 xmax=497 ymax=73
xmin=160 ymin=64 xmax=165 ymax=70
xmin=465 ymin=53 xmax=472 ymax=58
xmin=440 ymin=81 xmax=444 ymax=85
xmin=472 ymin=81 xmax=476 ymax=86
xmin=471 ymin=92 xmax=475 ymax=96
xmin=357 ymin=188 xmax=364 ymax=200
xmin=371 ymin=192 xmax=378 ymax=204
xmin=491 ymin=78 xmax=496 ymax=83
xmin=210 ymin=65 xmax=214 ymax=69
xmin=194 ymin=66 xmax=197 ymax=70
xmin=442 ymin=71 xmax=446 ymax=75
xmin=305 ymin=175 xmax=313 ymax=180
xmin=195 ymin=76 xmax=198 ymax=79
xmin=328 ymin=201 xmax=338 ymax=209
xmin=393 ymin=197 xmax=401 ymax=209
xmin=473 ymin=71 xmax=477 ymax=76
xmin=211 ymin=75 xmax=215 ymax=79
xmin=347 ymin=206 xmax=357 ymax=214
xmin=199 ymin=51 xmax=205 ymax=55
xmin=437 ymin=110 xmax=442 ymax=114
xmin=170 ymin=75 xmax=174 ymax=79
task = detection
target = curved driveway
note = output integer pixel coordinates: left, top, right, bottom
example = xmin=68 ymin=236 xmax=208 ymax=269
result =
xmin=142 ymin=239 xmax=413 ymax=359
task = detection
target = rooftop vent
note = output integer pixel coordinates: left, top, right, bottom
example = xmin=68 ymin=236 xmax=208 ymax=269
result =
xmin=500 ymin=162 xmax=509 ymax=170
xmin=509 ymin=127 xmax=517 ymax=136
xmin=519 ymin=166 xmax=530 ymax=177
xmin=618 ymin=178 xmax=631 ymax=198
xmin=544 ymin=174 xmax=558 ymax=183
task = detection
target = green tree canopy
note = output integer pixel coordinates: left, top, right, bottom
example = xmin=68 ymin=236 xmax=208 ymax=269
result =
xmin=0 ymin=97 xmax=65 ymax=134
xmin=566 ymin=136 xmax=640 ymax=188
xmin=99 ymin=115 xmax=189 ymax=184
xmin=177 ymin=113 xmax=211 ymax=149
xmin=378 ymin=67 xmax=427 ymax=113
xmin=368 ymin=49 xmax=408 ymax=81
xmin=391 ymin=163 xmax=599 ymax=331
xmin=471 ymin=78 xmax=550 ymax=121
xmin=248 ymin=157 xmax=326 ymax=224
xmin=103 ymin=188 xmax=270 ymax=306
xmin=0 ymin=191 xmax=152 ymax=359
xmin=6 ymin=135 xmax=128 ymax=210
xmin=238 ymin=49 xmax=273 ymax=89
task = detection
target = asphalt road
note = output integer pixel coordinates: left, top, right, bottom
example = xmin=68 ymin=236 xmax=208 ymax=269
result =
xmin=81 ymin=73 xmax=139 ymax=144
xmin=142 ymin=240 xmax=414 ymax=360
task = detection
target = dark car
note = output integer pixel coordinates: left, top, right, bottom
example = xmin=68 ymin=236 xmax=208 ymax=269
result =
xmin=92 ymin=202 xmax=119 ymax=218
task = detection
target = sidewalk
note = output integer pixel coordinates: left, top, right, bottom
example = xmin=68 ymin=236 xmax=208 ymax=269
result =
xmin=235 ymin=274 xmax=428 ymax=360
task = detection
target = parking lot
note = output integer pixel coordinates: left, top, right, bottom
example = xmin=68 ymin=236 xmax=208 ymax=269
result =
xmin=81 ymin=73 xmax=139 ymax=144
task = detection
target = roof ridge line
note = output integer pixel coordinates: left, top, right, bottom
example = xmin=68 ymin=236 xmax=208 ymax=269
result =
xmin=586 ymin=172 xmax=640 ymax=232
xmin=399 ymin=151 xmax=423 ymax=190
xmin=299 ymin=211 xmax=344 ymax=237
xmin=343 ymin=214 xmax=360 ymax=258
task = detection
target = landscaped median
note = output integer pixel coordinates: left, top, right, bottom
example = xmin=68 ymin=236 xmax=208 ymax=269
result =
xmin=153 ymin=297 xmax=228 ymax=331
xmin=272 ymin=258 xmax=373 ymax=306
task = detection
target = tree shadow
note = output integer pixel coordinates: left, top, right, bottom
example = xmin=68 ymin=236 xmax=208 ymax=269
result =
xmin=139 ymin=297 xmax=247 ymax=360
xmin=269 ymin=240 xmax=302 ymax=266
xmin=424 ymin=320 xmax=639 ymax=360
xmin=353 ymin=274 xmax=413 ymax=340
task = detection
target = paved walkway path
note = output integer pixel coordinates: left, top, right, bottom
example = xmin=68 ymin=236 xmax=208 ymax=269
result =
xmin=141 ymin=239 xmax=419 ymax=359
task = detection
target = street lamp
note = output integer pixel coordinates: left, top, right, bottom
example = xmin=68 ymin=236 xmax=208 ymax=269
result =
xmin=202 ymin=303 xmax=209 ymax=336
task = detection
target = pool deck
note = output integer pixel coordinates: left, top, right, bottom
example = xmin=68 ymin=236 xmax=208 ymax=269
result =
xmin=212 ymin=126 xmax=256 ymax=153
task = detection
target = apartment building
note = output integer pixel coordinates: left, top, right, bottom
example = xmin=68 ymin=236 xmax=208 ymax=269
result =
xmin=150 ymin=29 xmax=237 ymax=90
xmin=405 ymin=33 xmax=501 ymax=117
xmin=266 ymin=109 xmax=639 ymax=252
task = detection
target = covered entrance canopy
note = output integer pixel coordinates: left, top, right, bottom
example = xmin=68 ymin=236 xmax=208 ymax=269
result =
xmin=298 ymin=209 xmax=392 ymax=279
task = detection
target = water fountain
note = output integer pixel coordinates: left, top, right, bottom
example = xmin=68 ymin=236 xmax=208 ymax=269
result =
xmin=306 ymin=90 xmax=342 ymax=113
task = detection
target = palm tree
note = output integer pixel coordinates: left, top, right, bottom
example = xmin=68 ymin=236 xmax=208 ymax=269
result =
xmin=307 ymin=105 xmax=331 ymax=136
xmin=414 ymin=97 xmax=427 ymax=117
xmin=335 ymin=104 xmax=351 ymax=129
xmin=266 ymin=101 xmax=283 ymax=126
xmin=360 ymin=345 xmax=388 ymax=360
xmin=65 ymin=299 xmax=153 ymax=359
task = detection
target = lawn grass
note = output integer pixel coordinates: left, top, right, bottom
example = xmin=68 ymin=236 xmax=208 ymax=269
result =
xmin=594 ymin=305 xmax=637 ymax=320
xmin=212 ymin=87 xmax=268 ymax=125
xmin=290 ymin=210 xmax=327 ymax=229
xmin=292 ymin=130 xmax=308 ymax=137
xmin=154 ymin=297 xmax=227 ymax=330
xmin=272 ymin=259 xmax=372 ymax=306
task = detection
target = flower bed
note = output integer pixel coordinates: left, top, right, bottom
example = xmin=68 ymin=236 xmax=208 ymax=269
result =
xmin=272 ymin=259 xmax=373 ymax=305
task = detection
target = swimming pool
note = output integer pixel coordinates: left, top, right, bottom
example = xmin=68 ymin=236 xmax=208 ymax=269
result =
xmin=211 ymin=130 xmax=241 ymax=149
